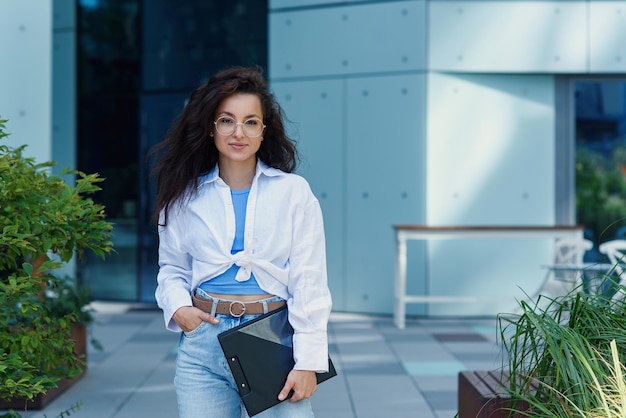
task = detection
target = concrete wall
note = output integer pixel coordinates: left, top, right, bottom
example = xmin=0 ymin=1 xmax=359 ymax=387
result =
xmin=269 ymin=0 xmax=626 ymax=316
xmin=270 ymin=1 xmax=428 ymax=314
xmin=0 ymin=0 xmax=52 ymax=164
xmin=0 ymin=0 xmax=75 ymax=172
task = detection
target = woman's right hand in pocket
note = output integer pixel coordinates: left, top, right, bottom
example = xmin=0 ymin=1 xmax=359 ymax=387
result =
xmin=173 ymin=306 xmax=219 ymax=332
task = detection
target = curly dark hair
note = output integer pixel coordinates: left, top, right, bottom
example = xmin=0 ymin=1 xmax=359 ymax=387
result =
xmin=149 ymin=66 xmax=298 ymax=225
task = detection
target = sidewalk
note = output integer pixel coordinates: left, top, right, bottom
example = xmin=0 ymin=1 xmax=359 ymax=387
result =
xmin=6 ymin=302 xmax=504 ymax=418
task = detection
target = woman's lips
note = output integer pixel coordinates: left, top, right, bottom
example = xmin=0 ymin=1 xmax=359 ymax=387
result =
xmin=230 ymin=142 xmax=246 ymax=150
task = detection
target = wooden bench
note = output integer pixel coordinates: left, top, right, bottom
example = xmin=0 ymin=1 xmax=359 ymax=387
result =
xmin=458 ymin=370 xmax=532 ymax=418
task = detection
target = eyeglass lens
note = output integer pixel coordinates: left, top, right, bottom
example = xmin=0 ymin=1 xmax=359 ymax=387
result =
xmin=215 ymin=117 xmax=264 ymax=137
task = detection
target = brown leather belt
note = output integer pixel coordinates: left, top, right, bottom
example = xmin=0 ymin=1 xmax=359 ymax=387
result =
xmin=192 ymin=293 xmax=286 ymax=317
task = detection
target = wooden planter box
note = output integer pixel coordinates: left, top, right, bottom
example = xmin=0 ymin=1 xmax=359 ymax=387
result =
xmin=0 ymin=324 xmax=87 ymax=411
xmin=458 ymin=370 xmax=533 ymax=418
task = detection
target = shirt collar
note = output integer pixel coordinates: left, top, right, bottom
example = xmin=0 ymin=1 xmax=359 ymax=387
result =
xmin=199 ymin=160 xmax=285 ymax=186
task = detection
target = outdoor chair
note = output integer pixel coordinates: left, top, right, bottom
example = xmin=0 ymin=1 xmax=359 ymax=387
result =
xmin=598 ymin=239 xmax=626 ymax=301
xmin=537 ymin=236 xmax=593 ymax=299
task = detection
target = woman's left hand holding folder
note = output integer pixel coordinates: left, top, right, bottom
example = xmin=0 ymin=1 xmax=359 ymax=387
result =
xmin=278 ymin=369 xmax=317 ymax=402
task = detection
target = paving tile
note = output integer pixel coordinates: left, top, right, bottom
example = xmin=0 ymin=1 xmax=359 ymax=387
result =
xmin=433 ymin=332 xmax=487 ymax=342
xmin=348 ymin=375 xmax=427 ymax=417
xmin=412 ymin=375 xmax=459 ymax=391
xmin=355 ymin=404 xmax=435 ymax=418
xmin=340 ymin=353 xmax=397 ymax=365
xmin=402 ymin=360 xmax=466 ymax=377
xmin=383 ymin=332 xmax=437 ymax=343
xmin=337 ymin=338 xmax=390 ymax=353
xmin=461 ymin=360 xmax=506 ymax=371
xmin=436 ymin=408 xmax=461 ymax=418
xmin=421 ymin=389 xmax=457 ymax=409
xmin=392 ymin=341 xmax=459 ymax=361
xmin=313 ymin=376 xmax=353 ymax=417
xmin=454 ymin=351 xmax=502 ymax=363
xmin=342 ymin=361 xmax=407 ymax=375
xmin=445 ymin=340 xmax=501 ymax=353
xmin=470 ymin=323 xmax=500 ymax=339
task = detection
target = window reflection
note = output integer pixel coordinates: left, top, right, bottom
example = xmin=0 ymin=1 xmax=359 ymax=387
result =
xmin=576 ymin=80 xmax=626 ymax=249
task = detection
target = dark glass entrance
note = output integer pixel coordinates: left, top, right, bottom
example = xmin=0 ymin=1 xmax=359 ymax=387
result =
xmin=77 ymin=0 xmax=267 ymax=302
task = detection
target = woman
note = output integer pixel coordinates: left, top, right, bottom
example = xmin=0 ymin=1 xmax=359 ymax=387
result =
xmin=151 ymin=66 xmax=332 ymax=418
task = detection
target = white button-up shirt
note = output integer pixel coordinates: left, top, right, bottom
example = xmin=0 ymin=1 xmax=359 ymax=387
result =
xmin=155 ymin=161 xmax=332 ymax=372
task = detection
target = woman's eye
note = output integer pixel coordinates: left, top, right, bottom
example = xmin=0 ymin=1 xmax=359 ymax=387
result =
xmin=219 ymin=117 xmax=235 ymax=126
xmin=244 ymin=119 xmax=259 ymax=126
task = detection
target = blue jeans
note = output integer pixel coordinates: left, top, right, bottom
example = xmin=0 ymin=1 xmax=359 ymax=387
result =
xmin=175 ymin=290 xmax=315 ymax=418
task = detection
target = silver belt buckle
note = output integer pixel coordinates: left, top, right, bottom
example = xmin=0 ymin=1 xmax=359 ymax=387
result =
xmin=228 ymin=300 xmax=246 ymax=317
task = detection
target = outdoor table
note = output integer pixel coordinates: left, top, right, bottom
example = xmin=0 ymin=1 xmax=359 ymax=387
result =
xmin=393 ymin=225 xmax=585 ymax=329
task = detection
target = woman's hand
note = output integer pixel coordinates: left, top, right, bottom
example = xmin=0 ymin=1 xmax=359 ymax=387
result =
xmin=172 ymin=306 xmax=219 ymax=332
xmin=278 ymin=369 xmax=317 ymax=402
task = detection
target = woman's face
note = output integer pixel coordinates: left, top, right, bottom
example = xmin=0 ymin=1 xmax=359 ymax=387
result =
xmin=212 ymin=93 xmax=264 ymax=167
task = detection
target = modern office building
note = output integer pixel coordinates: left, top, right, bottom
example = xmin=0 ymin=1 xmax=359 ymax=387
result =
xmin=1 ymin=0 xmax=625 ymax=317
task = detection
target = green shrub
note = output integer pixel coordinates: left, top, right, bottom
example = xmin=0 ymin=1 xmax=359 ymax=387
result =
xmin=0 ymin=118 xmax=113 ymax=405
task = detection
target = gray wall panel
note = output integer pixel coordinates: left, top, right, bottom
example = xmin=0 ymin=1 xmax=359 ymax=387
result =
xmin=589 ymin=1 xmax=626 ymax=72
xmin=271 ymin=80 xmax=347 ymax=309
xmin=429 ymin=1 xmax=587 ymax=73
xmin=270 ymin=1 xmax=426 ymax=78
xmin=426 ymin=73 xmax=556 ymax=315
xmin=345 ymin=74 xmax=426 ymax=313
xmin=427 ymin=73 xmax=555 ymax=225
xmin=0 ymin=0 xmax=52 ymax=163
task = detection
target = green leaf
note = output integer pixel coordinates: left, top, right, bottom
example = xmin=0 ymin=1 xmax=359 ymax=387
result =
xmin=22 ymin=262 xmax=33 ymax=276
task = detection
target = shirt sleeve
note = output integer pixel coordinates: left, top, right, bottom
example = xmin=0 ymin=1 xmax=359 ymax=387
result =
xmin=286 ymin=195 xmax=333 ymax=372
xmin=155 ymin=210 xmax=194 ymax=332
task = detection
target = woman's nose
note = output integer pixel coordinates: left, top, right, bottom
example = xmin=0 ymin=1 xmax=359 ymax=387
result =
xmin=233 ymin=123 xmax=245 ymax=137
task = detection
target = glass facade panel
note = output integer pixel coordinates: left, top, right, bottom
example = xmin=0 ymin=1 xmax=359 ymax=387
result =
xmin=143 ymin=1 xmax=267 ymax=92
xmin=575 ymin=80 xmax=626 ymax=253
xmin=77 ymin=0 xmax=141 ymax=301
xmin=77 ymin=0 xmax=267 ymax=302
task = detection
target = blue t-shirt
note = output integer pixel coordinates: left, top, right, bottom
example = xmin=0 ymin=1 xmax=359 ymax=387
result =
xmin=199 ymin=187 xmax=268 ymax=295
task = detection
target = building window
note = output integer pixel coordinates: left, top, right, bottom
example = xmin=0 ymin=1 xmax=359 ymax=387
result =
xmin=77 ymin=0 xmax=141 ymax=301
xmin=575 ymin=79 xmax=626 ymax=250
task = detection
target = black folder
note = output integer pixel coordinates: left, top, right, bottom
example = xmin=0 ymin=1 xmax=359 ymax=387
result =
xmin=217 ymin=306 xmax=337 ymax=416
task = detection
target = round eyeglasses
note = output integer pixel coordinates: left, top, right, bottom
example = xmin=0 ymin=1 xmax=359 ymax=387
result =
xmin=213 ymin=116 xmax=266 ymax=137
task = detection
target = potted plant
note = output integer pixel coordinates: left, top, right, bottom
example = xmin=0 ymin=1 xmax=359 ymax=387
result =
xmin=497 ymin=278 xmax=626 ymax=417
xmin=0 ymin=118 xmax=114 ymax=413
xmin=527 ymin=338 xmax=626 ymax=417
